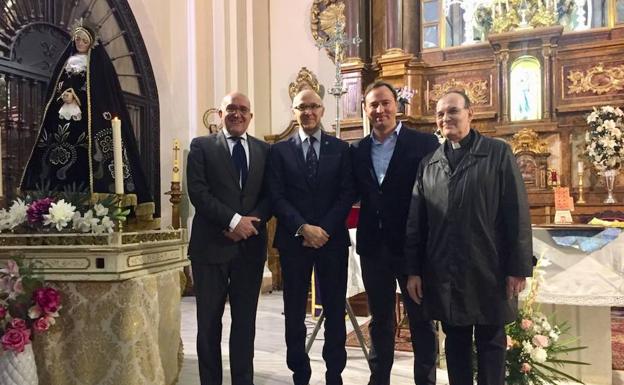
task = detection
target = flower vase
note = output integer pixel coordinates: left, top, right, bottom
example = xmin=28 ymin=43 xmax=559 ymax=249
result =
xmin=603 ymin=169 xmax=619 ymax=204
xmin=0 ymin=345 xmax=39 ymax=385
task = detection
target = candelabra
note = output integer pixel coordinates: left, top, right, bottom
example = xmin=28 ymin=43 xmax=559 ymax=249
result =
xmin=577 ymin=169 xmax=586 ymax=204
xmin=315 ymin=19 xmax=361 ymax=138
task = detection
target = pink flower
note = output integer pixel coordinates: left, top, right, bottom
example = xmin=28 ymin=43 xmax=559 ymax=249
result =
xmin=33 ymin=287 xmax=61 ymax=314
xmin=12 ymin=277 xmax=23 ymax=295
xmin=532 ymin=334 xmax=550 ymax=348
xmin=506 ymin=335 xmax=514 ymax=349
xmin=0 ymin=306 xmax=6 ymax=319
xmin=26 ymin=197 xmax=54 ymax=224
xmin=33 ymin=317 xmax=51 ymax=333
xmin=521 ymin=362 xmax=532 ymax=373
xmin=0 ymin=259 xmax=19 ymax=276
xmin=10 ymin=318 xmax=27 ymax=330
xmin=1 ymin=327 xmax=31 ymax=353
xmin=520 ymin=319 xmax=533 ymax=330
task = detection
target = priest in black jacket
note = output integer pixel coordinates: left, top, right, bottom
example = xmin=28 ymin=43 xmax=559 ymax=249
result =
xmin=351 ymin=81 xmax=439 ymax=385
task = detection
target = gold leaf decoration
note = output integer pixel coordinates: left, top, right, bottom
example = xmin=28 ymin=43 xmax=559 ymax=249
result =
xmin=430 ymin=78 xmax=489 ymax=106
xmin=567 ymin=63 xmax=624 ymax=95
xmin=288 ymin=67 xmax=323 ymax=101
xmin=510 ymin=128 xmax=550 ymax=155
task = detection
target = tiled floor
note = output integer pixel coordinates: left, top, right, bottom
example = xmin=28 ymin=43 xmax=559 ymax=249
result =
xmin=178 ymin=292 xmax=450 ymax=385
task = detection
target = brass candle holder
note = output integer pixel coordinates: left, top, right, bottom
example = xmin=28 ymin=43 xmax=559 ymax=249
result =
xmin=577 ymin=170 xmax=586 ymax=204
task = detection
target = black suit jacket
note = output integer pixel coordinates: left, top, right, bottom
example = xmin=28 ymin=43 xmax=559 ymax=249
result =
xmin=351 ymin=126 xmax=438 ymax=258
xmin=187 ymin=131 xmax=271 ymax=264
xmin=268 ymin=131 xmax=354 ymax=252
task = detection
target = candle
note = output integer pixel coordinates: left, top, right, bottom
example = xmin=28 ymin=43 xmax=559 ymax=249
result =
xmin=172 ymin=139 xmax=180 ymax=182
xmin=112 ymin=117 xmax=124 ymax=194
xmin=577 ymin=160 xmax=584 ymax=174
xmin=492 ymin=1 xmax=496 ymax=17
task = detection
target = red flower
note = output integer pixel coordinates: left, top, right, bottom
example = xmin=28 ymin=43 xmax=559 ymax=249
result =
xmin=33 ymin=317 xmax=51 ymax=333
xmin=9 ymin=318 xmax=27 ymax=330
xmin=1 ymin=327 xmax=31 ymax=353
xmin=33 ymin=287 xmax=61 ymax=314
xmin=0 ymin=306 xmax=6 ymax=319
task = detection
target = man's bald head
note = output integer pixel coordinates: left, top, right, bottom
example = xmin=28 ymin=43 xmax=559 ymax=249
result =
xmin=292 ymin=89 xmax=325 ymax=135
xmin=219 ymin=91 xmax=253 ymax=137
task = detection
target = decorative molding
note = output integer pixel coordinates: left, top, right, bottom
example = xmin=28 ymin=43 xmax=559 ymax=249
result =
xmin=510 ymin=128 xmax=550 ymax=155
xmin=127 ymin=250 xmax=180 ymax=267
xmin=288 ymin=67 xmax=324 ymax=100
xmin=567 ymin=63 xmax=624 ymax=95
xmin=32 ymin=258 xmax=91 ymax=270
xmin=311 ymin=0 xmax=345 ymax=61
xmin=429 ymin=78 xmax=489 ymax=106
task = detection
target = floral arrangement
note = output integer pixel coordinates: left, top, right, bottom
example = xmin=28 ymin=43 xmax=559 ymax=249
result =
xmin=0 ymin=195 xmax=128 ymax=234
xmin=0 ymin=259 xmax=61 ymax=354
xmin=474 ymin=5 xmax=493 ymax=35
xmin=396 ymin=86 xmax=415 ymax=106
xmin=505 ymin=256 xmax=588 ymax=384
xmin=585 ymin=105 xmax=624 ymax=171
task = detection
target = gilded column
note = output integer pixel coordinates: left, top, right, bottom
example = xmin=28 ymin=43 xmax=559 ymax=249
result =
xmin=542 ymin=44 xmax=553 ymax=120
xmin=385 ymin=0 xmax=402 ymax=51
xmin=500 ymin=50 xmax=510 ymax=123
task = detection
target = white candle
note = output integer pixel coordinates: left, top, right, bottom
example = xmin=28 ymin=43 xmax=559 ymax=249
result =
xmin=172 ymin=139 xmax=180 ymax=182
xmin=112 ymin=117 xmax=124 ymax=194
xmin=577 ymin=160 xmax=584 ymax=173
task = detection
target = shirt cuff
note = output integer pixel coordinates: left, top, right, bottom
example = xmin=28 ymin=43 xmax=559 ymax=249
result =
xmin=295 ymin=224 xmax=305 ymax=237
xmin=229 ymin=213 xmax=242 ymax=231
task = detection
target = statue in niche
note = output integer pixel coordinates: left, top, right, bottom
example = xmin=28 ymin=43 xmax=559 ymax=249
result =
xmin=510 ymin=57 xmax=542 ymax=121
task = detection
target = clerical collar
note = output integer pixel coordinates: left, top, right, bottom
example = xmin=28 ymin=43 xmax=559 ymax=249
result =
xmin=222 ymin=128 xmax=247 ymax=141
xmin=449 ymin=129 xmax=474 ymax=150
xmin=299 ymin=128 xmax=322 ymax=144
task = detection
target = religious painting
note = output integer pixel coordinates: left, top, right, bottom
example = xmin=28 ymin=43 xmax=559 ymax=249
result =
xmin=510 ymin=56 xmax=542 ymax=121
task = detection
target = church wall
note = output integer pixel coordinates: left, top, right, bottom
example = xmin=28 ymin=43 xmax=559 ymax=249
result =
xmin=127 ymin=0 xmax=216 ymax=226
xmin=268 ymin=0 xmax=337 ymax=134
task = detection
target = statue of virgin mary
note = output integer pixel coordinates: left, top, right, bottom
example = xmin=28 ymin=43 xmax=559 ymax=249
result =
xmin=20 ymin=19 xmax=153 ymax=207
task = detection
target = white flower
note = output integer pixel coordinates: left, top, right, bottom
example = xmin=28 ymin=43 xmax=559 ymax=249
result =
xmin=549 ymin=330 xmax=559 ymax=342
xmin=604 ymin=120 xmax=616 ymax=130
xmin=616 ymin=107 xmax=624 ymax=116
xmin=43 ymin=199 xmax=76 ymax=231
xmin=0 ymin=208 xmax=11 ymax=231
xmin=522 ymin=340 xmax=533 ymax=355
xmin=93 ymin=204 xmax=108 ymax=217
xmin=8 ymin=198 xmax=28 ymax=229
xmin=603 ymin=106 xmax=615 ymax=114
xmin=72 ymin=211 xmax=99 ymax=233
xmin=93 ymin=216 xmax=114 ymax=234
xmin=530 ymin=347 xmax=548 ymax=363
xmin=587 ymin=112 xmax=598 ymax=123
xmin=541 ymin=320 xmax=552 ymax=332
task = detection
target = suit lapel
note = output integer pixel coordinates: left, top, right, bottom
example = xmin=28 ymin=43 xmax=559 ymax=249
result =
xmin=288 ymin=134 xmax=312 ymax=188
xmin=243 ymin=136 xmax=258 ymax=191
xmin=380 ymin=128 xmax=406 ymax=188
xmin=316 ymin=132 xmax=333 ymax=186
xmin=360 ymin=137 xmax=378 ymax=187
xmin=217 ymin=132 xmax=241 ymax=190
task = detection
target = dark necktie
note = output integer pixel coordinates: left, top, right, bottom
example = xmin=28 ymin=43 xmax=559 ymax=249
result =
xmin=230 ymin=137 xmax=248 ymax=188
xmin=305 ymin=136 xmax=318 ymax=184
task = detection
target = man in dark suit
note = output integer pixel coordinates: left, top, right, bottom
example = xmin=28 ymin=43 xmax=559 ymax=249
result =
xmin=267 ymin=89 xmax=354 ymax=385
xmin=187 ymin=91 xmax=271 ymax=385
xmin=350 ymin=81 xmax=439 ymax=385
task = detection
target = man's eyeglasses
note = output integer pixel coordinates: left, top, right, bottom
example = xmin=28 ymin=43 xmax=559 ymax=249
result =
xmin=294 ymin=104 xmax=322 ymax=112
xmin=225 ymin=105 xmax=251 ymax=115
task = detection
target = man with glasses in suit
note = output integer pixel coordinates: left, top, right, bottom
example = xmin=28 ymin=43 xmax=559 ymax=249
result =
xmin=268 ymin=89 xmax=354 ymax=385
xmin=187 ymin=91 xmax=271 ymax=385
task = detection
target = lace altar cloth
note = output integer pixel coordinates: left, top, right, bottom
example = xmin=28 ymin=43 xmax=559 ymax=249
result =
xmin=531 ymin=228 xmax=624 ymax=306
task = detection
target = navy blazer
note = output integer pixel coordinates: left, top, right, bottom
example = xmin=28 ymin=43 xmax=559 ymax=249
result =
xmin=268 ymin=131 xmax=355 ymax=252
xmin=351 ymin=126 xmax=439 ymax=258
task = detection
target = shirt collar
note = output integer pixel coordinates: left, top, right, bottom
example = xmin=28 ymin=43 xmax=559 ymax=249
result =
xmin=447 ymin=129 xmax=474 ymax=150
xmin=223 ymin=127 xmax=248 ymax=141
xmin=371 ymin=122 xmax=402 ymax=145
xmin=299 ymin=127 xmax=322 ymax=144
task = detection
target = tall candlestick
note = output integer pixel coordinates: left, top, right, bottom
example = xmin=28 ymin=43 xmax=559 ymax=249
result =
xmin=172 ymin=139 xmax=181 ymax=182
xmin=577 ymin=160 xmax=584 ymax=173
xmin=112 ymin=117 xmax=124 ymax=195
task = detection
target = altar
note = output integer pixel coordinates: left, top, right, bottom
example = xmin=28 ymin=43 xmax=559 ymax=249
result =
xmin=0 ymin=229 xmax=189 ymax=385
xmin=531 ymin=226 xmax=624 ymax=385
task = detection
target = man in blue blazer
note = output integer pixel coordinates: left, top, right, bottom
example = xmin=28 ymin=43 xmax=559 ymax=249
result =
xmin=268 ymin=89 xmax=355 ymax=385
xmin=350 ymin=81 xmax=439 ymax=385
